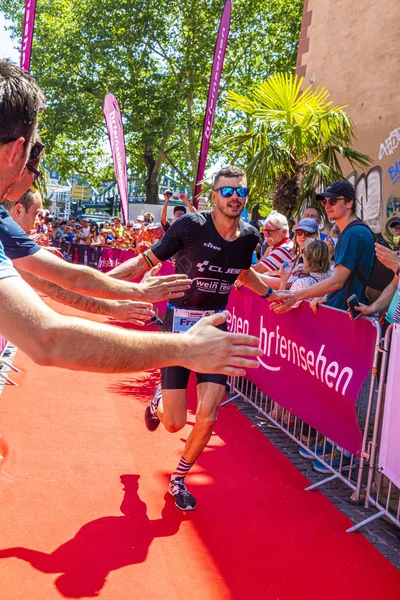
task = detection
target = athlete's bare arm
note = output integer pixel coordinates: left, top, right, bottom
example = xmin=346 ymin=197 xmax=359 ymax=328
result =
xmin=238 ymin=268 xmax=293 ymax=300
xmin=0 ymin=276 xmax=261 ymax=376
xmin=17 ymin=269 xmax=154 ymax=325
xmin=107 ymin=250 xmax=161 ymax=281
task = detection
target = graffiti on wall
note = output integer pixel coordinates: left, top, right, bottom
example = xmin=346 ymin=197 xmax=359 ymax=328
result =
xmin=347 ymin=166 xmax=382 ymax=231
xmin=388 ymin=161 xmax=400 ymax=186
xmin=386 ymin=196 xmax=400 ymax=219
xmin=378 ymin=127 xmax=400 ymax=160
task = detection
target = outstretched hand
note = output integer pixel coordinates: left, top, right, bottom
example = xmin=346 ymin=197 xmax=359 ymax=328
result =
xmin=140 ymin=263 xmax=192 ymax=302
xmin=110 ymin=299 xmax=155 ymax=326
xmin=183 ymin=311 xmax=262 ymax=377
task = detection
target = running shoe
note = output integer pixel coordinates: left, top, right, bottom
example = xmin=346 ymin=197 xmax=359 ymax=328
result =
xmin=299 ymin=439 xmax=333 ymax=459
xmin=168 ymin=476 xmax=197 ymax=511
xmin=144 ymin=384 xmax=162 ymax=431
xmin=312 ymin=450 xmax=356 ymax=474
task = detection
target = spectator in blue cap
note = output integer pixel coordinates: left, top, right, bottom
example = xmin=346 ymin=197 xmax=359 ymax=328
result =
xmin=282 ymin=218 xmax=319 ymax=285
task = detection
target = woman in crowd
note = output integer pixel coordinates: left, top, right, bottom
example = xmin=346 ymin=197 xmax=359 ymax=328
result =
xmin=86 ymin=223 xmax=103 ymax=246
xmin=253 ymin=211 xmax=294 ymax=289
xmin=286 ymin=217 xmax=319 ymax=284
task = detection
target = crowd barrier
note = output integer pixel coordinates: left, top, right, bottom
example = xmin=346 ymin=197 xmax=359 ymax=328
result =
xmin=347 ymin=324 xmax=400 ymax=532
xmin=224 ymin=286 xmax=381 ymax=518
xmin=59 ymin=243 xmax=137 ymax=272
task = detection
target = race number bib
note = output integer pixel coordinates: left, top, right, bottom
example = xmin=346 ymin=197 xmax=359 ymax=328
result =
xmin=172 ymin=308 xmax=216 ymax=333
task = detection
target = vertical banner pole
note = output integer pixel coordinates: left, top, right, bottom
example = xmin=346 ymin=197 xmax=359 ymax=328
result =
xmin=194 ymin=0 xmax=231 ymax=208
xmin=20 ymin=0 xmax=37 ymax=72
xmin=103 ymin=94 xmax=129 ymax=225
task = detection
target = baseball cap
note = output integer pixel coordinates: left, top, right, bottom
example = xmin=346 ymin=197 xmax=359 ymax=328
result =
xmin=136 ymin=215 xmax=145 ymax=222
xmin=294 ymin=218 xmax=319 ymax=233
xmin=316 ymin=181 xmax=356 ymax=201
xmin=389 ymin=217 xmax=400 ymax=228
xmin=174 ymin=205 xmax=186 ymax=215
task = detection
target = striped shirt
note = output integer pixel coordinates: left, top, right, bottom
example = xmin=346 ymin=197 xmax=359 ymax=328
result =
xmin=260 ymin=238 xmax=293 ymax=273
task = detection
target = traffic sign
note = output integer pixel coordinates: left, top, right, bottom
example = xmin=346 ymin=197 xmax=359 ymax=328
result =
xmin=72 ymin=185 xmax=91 ymax=200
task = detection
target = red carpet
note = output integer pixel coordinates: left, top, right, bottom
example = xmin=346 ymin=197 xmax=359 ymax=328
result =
xmin=0 ymin=303 xmax=399 ymax=599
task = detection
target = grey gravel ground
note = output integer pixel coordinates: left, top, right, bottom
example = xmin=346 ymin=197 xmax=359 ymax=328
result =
xmin=232 ymin=395 xmax=400 ymax=571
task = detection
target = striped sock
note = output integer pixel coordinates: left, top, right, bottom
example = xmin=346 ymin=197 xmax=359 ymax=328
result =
xmin=171 ymin=456 xmax=194 ymax=481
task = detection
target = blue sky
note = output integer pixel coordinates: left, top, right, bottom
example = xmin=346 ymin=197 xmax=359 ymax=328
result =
xmin=0 ymin=13 xmax=19 ymax=62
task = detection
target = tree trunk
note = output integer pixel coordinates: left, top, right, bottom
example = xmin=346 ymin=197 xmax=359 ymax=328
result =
xmin=272 ymin=171 xmax=300 ymax=218
xmin=143 ymin=147 xmax=159 ymax=204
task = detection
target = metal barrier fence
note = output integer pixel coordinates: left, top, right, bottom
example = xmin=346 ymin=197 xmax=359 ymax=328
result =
xmin=348 ymin=324 xmax=400 ymax=532
xmin=224 ymin=319 xmax=387 ymax=532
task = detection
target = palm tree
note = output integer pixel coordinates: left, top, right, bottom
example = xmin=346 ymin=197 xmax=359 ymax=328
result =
xmin=222 ymin=73 xmax=371 ymax=217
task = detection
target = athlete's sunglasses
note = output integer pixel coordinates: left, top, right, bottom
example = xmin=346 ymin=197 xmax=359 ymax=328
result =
xmin=319 ymin=196 xmax=345 ymax=207
xmin=214 ymin=186 xmax=249 ymax=199
xmin=295 ymin=229 xmax=315 ymax=238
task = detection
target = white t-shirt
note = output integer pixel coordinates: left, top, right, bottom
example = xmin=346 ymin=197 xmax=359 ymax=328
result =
xmin=290 ymin=271 xmax=332 ymax=307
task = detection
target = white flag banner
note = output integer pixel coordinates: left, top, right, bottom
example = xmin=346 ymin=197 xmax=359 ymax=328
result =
xmin=379 ymin=324 xmax=400 ymax=488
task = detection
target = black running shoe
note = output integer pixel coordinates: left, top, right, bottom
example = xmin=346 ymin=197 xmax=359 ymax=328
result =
xmin=144 ymin=384 xmax=161 ymax=431
xmin=168 ymin=476 xmax=197 ymax=511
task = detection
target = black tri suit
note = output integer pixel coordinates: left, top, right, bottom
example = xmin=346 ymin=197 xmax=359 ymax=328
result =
xmin=151 ymin=211 xmax=259 ymax=389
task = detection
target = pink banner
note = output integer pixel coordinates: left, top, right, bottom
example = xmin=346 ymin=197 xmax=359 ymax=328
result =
xmin=194 ymin=0 xmax=231 ymax=207
xmin=226 ymin=287 xmax=377 ymax=455
xmin=103 ymin=94 xmax=129 ymax=225
xmin=98 ymin=248 xmax=174 ymax=315
xmin=20 ymin=0 xmax=37 ymax=72
xmin=98 ymin=248 xmax=136 ymax=273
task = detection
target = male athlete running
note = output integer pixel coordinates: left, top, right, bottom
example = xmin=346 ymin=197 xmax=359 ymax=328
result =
xmin=109 ymin=166 xmax=290 ymax=510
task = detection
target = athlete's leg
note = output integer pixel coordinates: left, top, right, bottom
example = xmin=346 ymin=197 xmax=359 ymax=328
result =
xmin=157 ymin=388 xmax=187 ymax=432
xmin=183 ymin=381 xmax=226 ymax=463
xmin=168 ymin=381 xmax=225 ymax=511
xmin=145 ymin=365 xmax=189 ymax=432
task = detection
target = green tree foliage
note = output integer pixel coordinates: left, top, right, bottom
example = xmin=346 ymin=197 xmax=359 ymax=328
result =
xmin=222 ymin=72 xmax=371 ymax=216
xmin=2 ymin=0 xmax=303 ymax=202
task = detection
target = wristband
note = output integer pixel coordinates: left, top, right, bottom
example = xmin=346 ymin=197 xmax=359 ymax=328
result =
xmin=143 ymin=252 xmax=154 ymax=269
xmin=261 ymin=287 xmax=274 ymax=299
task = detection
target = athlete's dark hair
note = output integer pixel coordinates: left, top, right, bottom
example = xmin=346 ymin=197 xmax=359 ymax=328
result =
xmin=214 ymin=166 xmax=247 ymax=188
xmin=3 ymin=188 xmax=38 ymax=214
xmin=0 ymin=59 xmax=45 ymax=146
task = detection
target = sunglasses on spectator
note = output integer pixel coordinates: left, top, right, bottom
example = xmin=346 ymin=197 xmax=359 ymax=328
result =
xmin=295 ymin=229 xmax=315 ymax=237
xmin=214 ymin=186 xmax=249 ymax=198
xmin=263 ymin=228 xmax=281 ymax=235
xmin=319 ymin=196 xmax=345 ymax=206
xmin=29 ymin=141 xmax=45 ymax=161
xmin=26 ymin=163 xmax=41 ymax=181
xmin=126 ymin=224 xmax=133 ymax=228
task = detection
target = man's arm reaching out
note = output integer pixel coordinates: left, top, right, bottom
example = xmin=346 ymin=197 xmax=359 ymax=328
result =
xmin=13 ymin=248 xmax=190 ymax=302
xmin=0 ymin=276 xmax=262 ymax=377
xmin=17 ymin=269 xmax=155 ymax=326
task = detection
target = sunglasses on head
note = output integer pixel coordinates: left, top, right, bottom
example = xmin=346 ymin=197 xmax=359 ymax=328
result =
xmin=319 ymin=196 xmax=346 ymax=207
xmin=26 ymin=163 xmax=41 ymax=181
xmin=214 ymin=186 xmax=249 ymax=199
xmin=296 ymin=229 xmax=314 ymax=237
